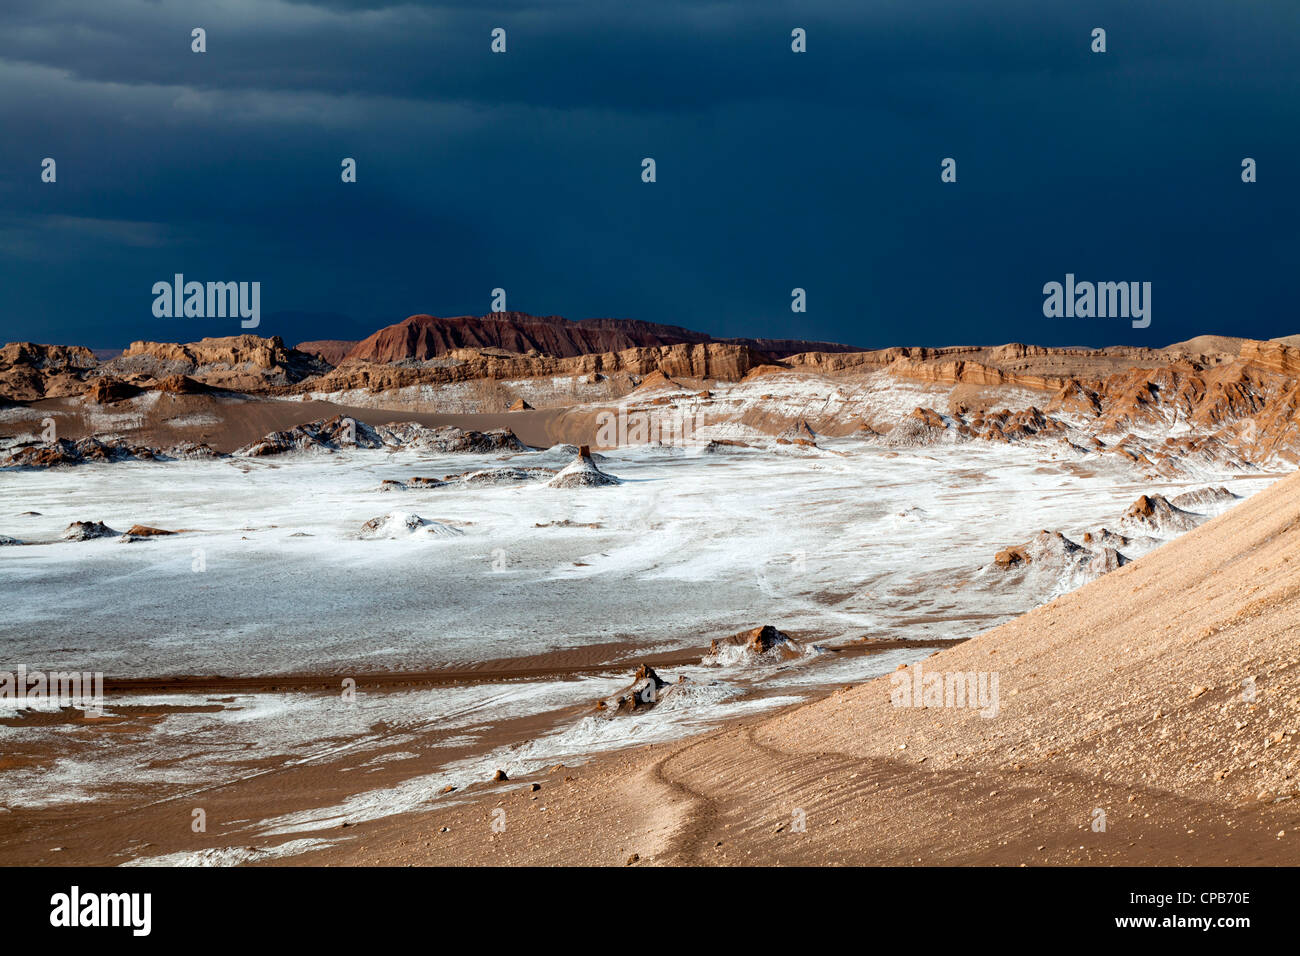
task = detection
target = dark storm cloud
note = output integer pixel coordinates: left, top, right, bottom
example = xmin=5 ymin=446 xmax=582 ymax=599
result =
xmin=1 ymin=0 xmax=1297 ymax=348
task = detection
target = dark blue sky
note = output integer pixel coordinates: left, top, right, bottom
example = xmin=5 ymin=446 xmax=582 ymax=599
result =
xmin=2 ymin=0 xmax=1297 ymax=350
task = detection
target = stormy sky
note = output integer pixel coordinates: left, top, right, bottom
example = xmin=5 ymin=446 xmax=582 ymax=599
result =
xmin=1 ymin=0 xmax=1297 ymax=350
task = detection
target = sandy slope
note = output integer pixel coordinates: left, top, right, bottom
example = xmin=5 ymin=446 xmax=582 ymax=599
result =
xmin=302 ymin=468 xmax=1300 ymax=866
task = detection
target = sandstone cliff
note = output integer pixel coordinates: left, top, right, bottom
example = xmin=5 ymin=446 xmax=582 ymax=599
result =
xmin=0 ymin=342 xmax=100 ymax=402
xmin=294 ymin=342 xmax=773 ymax=396
xmin=103 ymin=335 xmax=330 ymax=390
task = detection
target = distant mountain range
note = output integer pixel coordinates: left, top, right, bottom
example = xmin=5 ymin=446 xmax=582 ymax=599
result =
xmin=297 ymin=312 xmax=864 ymax=365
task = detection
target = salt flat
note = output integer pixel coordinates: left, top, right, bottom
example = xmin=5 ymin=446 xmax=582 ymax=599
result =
xmin=2 ymin=439 xmax=1261 ymax=672
xmin=0 ymin=437 xmax=1274 ymax=853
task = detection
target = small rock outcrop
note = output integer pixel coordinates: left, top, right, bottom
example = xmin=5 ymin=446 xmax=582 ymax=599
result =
xmin=780 ymin=420 xmax=818 ymax=445
xmin=531 ymin=444 xmax=608 ymax=466
xmin=62 ymin=520 xmax=119 ymax=541
xmin=456 ymin=467 xmax=554 ymax=485
xmin=358 ymin=512 xmax=463 ymax=540
xmin=3 ymin=437 xmax=159 ymax=468
xmin=236 ymin=419 xmax=529 ymax=458
xmin=155 ymin=374 xmax=210 ymax=394
xmin=701 ymin=439 xmax=751 ymax=455
xmin=164 ymin=442 xmax=219 ymax=460
xmin=596 ymin=664 xmax=683 ymax=716
xmin=991 ymin=528 xmax=1136 ymax=588
xmin=879 ymin=407 xmax=955 ymax=447
xmin=374 ymin=423 xmax=527 ymax=454
xmin=1088 ymin=547 xmax=1129 ymax=574
xmin=124 ymin=525 xmax=176 ymax=537
xmin=236 ymin=416 xmax=384 ymax=457
xmin=703 ymin=625 xmax=803 ymax=665
xmin=1079 ymin=527 xmax=1132 ymax=551
xmin=546 ymin=445 xmax=620 ymax=488
xmin=1121 ymin=494 xmax=1203 ymax=535
xmin=995 ymin=545 xmax=1030 ymax=568
xmin=1169 ymin=486 xmax=1239 ymax=511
